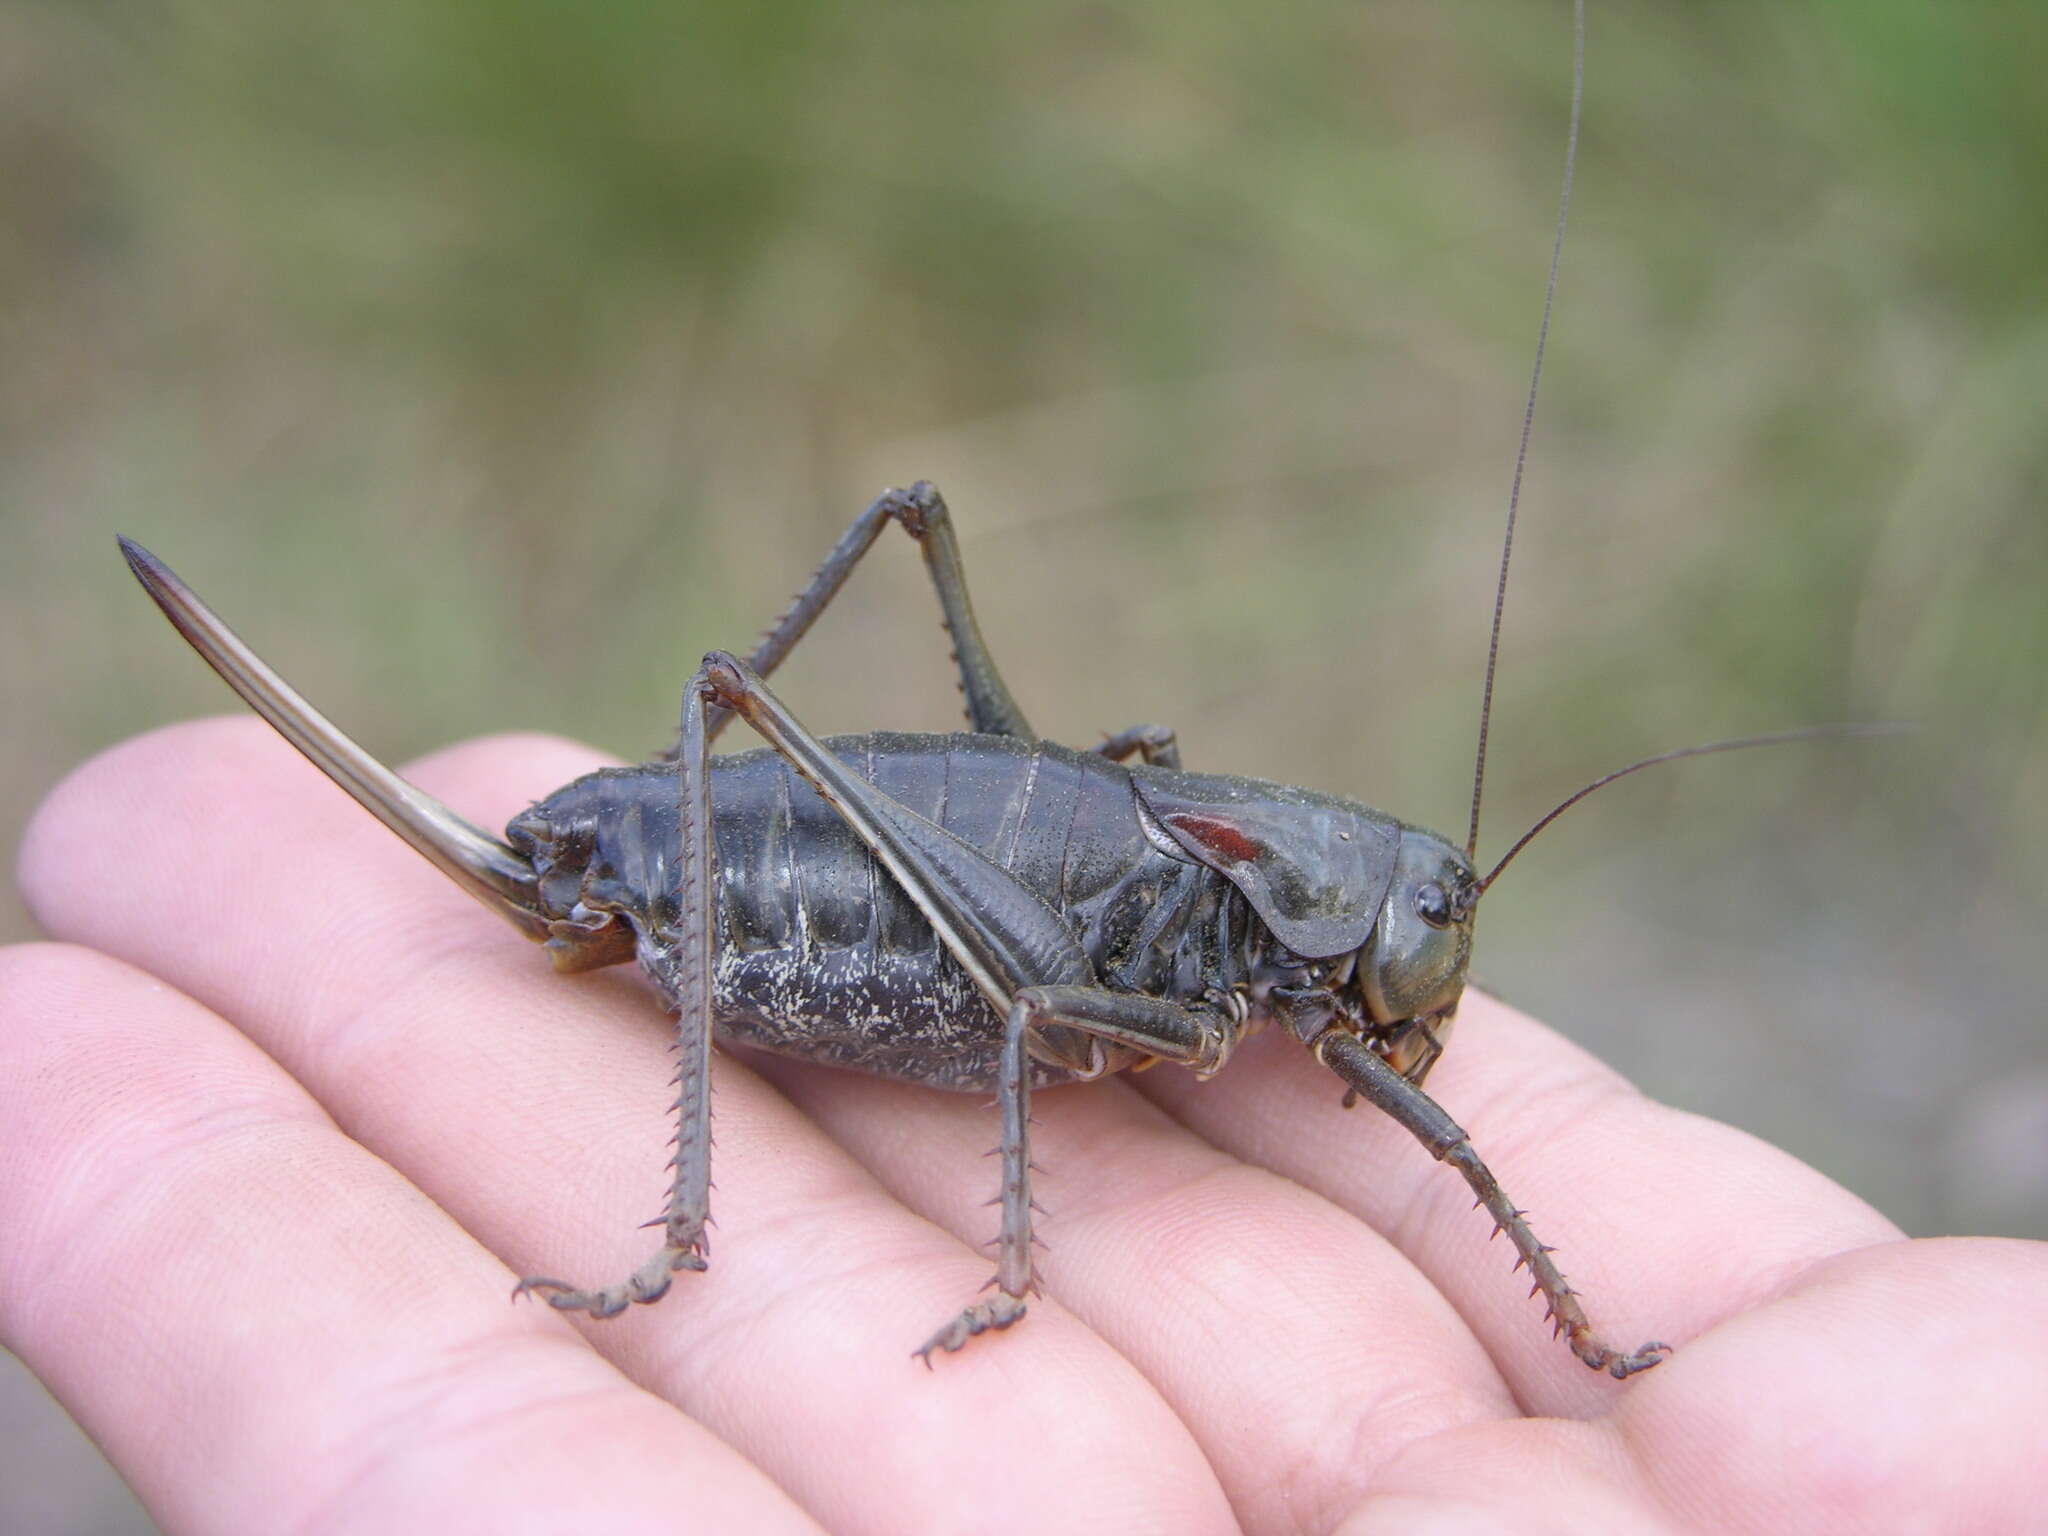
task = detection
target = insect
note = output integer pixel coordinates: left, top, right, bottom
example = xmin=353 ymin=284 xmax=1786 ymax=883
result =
xmin=116 ymin=3 xmax=1854 ymax=1379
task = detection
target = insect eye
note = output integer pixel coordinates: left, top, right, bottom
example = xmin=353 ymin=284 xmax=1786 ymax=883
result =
xmin=1414 ymin=882 xmax=1451 ymax=928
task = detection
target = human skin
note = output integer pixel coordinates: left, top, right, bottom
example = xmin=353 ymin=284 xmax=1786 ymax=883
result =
xmin=5 ymin=720 xmax=2043 ymax=1534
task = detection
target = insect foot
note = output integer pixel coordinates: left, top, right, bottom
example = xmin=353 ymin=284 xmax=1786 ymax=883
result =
xmin=512 ymin=1240 xmax=710 ymax=1320
xmin=913 ymin=1291 xmax=1028 ymax=1368
xmin=1589 ymin=1339 xmax=1671 ymax=1380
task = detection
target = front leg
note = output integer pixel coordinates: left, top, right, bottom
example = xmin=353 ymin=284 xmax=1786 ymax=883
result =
xmin=1315 ymin=1029 xmax=1668 ymax=1379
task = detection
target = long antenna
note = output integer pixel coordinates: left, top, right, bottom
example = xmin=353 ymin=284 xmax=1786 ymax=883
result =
xmin=1467 ymin=0 xmax=1584 ymax=861
xmin=1477 ymin=724 xmax=1910 ymax=890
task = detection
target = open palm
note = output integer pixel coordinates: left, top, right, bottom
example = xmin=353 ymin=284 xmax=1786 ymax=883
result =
xmin=5 ymin=721 xmax=2040 ymax=1533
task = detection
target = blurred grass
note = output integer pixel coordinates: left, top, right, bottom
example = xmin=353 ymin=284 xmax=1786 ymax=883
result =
xmin=7 ymin=0 xmax=2046 ymax=1218
xmin=4 ymin=0 xmax=2046 ymax=1482
xmin=5 ymin=2 xmax=2045 ymax=1523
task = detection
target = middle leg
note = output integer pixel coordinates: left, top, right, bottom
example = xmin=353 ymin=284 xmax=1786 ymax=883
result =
xmin=1094 ymin=723 xmax=1181 ymax=769
xmin=913 ymin=983 xmax=1235 ymax=1363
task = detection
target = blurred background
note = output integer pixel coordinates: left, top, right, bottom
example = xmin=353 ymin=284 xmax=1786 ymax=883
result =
xmin=4 ymin=0 xmax=2044 ymax=1526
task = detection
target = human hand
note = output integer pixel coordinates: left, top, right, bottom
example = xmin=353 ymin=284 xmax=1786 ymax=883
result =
xmin=6 ymin=721 xmax=2041 ymax=1533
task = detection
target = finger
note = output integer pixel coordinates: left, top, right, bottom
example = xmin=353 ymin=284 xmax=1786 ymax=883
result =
xmin=1616 ymin=1236 xmax=2048 ymax=1530
xmin=0 ymin=943 xmax=815 ymax=1534
xmin=756 ymin=1048 xmax=1517 ymax=1535
xmin=1353 ymin=1238 xmax=2048 ymax=1533
xmin=22 ymin=720 xmax=1235 ymax=1533
xmin=1133 ymin=993 xmax=1902 ymax=1415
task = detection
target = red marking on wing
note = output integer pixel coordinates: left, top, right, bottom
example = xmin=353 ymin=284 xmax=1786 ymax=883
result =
xmin=1165 ymin=812 xmax=1264 ymax=866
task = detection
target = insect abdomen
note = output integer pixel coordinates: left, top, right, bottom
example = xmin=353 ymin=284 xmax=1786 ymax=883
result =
xmin=552 ymin=732 xmax=1252 ymax=1089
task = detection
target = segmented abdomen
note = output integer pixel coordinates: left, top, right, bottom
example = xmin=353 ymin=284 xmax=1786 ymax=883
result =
xmin=639 ymin=732 xmax=1244 ymax=1089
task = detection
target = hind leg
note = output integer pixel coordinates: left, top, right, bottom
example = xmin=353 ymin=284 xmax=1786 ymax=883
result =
xmin=670 ymin=481 xmax=1033 ymax=755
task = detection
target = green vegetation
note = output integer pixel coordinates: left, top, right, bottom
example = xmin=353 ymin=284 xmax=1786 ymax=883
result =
xmin=4 ymin=1 xmax=2043 ymax=1238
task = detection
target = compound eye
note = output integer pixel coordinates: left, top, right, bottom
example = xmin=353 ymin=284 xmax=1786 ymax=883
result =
xmin=1414 ymin=881 xmax=1451 ymax=928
